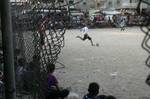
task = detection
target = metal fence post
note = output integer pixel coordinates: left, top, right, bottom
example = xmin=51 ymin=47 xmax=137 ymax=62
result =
xmin=0 ymin=0 xmax=16 ymax=99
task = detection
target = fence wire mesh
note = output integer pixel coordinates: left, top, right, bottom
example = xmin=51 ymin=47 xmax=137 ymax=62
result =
xmin=11 ymin=1 xmax=68 ymax=99
xmin=136 ymin=0 xmax=150 ymax=86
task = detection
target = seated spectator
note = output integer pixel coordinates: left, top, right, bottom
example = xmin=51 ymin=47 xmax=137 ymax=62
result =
xmin=83 ymin=82 xmax=99 ymax=99
xmin=0 ymin=70 xmax=4 ymax=99
xmin=106 ymin=95 xmax=116 ymax=99
xmin=46 ymin=63 xmax=69 ymax=99
xmin=0 ymin=71 xmax=3 ymax=82
xmin=83 ymin=82 xmax=106 ymax=99
xmin=97 ymin=95 xmax=107 ymax=99
xmin=16 ymin=58 xmax=26 ymax=92
xmin=28 ymin=55 xmax=40 ymax=72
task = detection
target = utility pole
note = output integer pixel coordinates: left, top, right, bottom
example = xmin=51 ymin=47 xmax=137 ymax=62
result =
xmin=0 ymin=0 xmax=16 ymax=99
xmin=64 ymin=0 xmax=71 ymax=25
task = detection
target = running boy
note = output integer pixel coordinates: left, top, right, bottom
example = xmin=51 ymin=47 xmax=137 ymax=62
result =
xmin=76 ymin=24 xmax=94 ymax=46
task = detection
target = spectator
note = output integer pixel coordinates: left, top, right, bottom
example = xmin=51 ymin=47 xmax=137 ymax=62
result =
xmin=97 ymin=95 xmax=107 ymax=99
xmin=28 ymin=55 xmax=40 ymax=72
xmin=0 ymin=71 xmax=4 ymax=99
xmin=14 ymin=49 xmax=21 ymax=70
xmin=120 ymin=18 xmax=126 ymax=31
xmin=23 ymin=55 xmax=41 ymax=92
xmin=0 ymin=71 xmax=3 ymax=82
xmin=83 ymin=82 xmax=107 ymax=99
xmin=108 ymin=16 xmax=111 ymax=23
xmin=83 ymin=82 xmax=100 ymax=99
xmin=106 ymin=95 xmax=116 ymax=99
xmin=16 ymin=58 xmax=26 ymax=92
xmin=46 ymin=63 xmax=69 ymax=99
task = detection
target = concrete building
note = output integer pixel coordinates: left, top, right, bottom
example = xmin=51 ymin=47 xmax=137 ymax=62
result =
xmin=72 ymin=0 xmax=148 ymax=11
xmin=10 ymin=0 xmax=149 ymax=11
xmin=119 ymin=0 xmax=140 ymax=9
xmin=71 ymin=0 xmax=95 ymax=11
xmin=97 ymin=0 xmax=142 ymax=10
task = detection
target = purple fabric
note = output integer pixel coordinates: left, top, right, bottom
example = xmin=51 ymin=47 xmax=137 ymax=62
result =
xmin=47 ymin=74 xmax=58 ymax=89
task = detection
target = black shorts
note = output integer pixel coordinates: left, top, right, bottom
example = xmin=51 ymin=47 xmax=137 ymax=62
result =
xmin=83 ymin=34 xmax=91 ymax=40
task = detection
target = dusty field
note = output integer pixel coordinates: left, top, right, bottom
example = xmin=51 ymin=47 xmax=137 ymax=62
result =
xmin=54 ymin=27 xmax=150 ymax=99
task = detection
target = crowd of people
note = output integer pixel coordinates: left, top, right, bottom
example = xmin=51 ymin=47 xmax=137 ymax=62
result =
xmin=69 ymin=13 xmax=146 ymax=29
xmin=45 ymin=63 xmax=116 ymax=99
xmin=0 ymin=53 xmax=117 ymax=99
xmin=1 ymin=12 xmax=145 ymax=99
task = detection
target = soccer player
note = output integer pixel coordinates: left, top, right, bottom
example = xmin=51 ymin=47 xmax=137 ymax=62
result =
xmin=76 ymin=24 xmax=94 ymax=46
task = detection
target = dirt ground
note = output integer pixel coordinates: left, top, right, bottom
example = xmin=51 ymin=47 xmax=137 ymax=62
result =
xmin=54 ymin=27 xmax=150 ymax=99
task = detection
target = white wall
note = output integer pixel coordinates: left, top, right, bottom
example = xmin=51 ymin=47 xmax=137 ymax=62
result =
xmin=74 ymin=0 xmax=95 ymax=11
xmin=10 ymin=0 xmax=28 ymax=2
